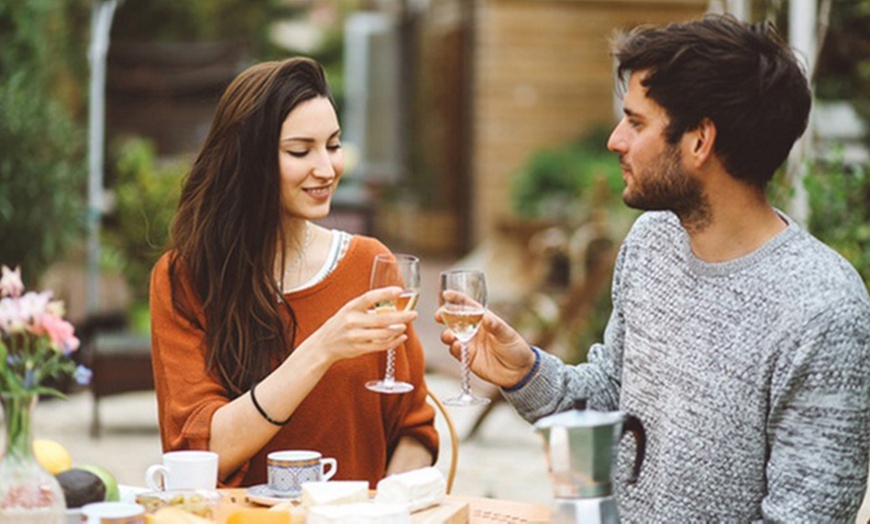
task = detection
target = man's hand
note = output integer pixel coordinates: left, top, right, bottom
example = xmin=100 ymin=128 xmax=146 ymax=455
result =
xmin=436 ymin=308 xmax=536 ymax=389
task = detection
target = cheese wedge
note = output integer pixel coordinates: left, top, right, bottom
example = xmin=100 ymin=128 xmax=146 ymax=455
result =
xmin=301 ymin=481 xmax=369 ymax=508
xmin=375 ymin=467 xmax=446 ymax=512
xmin=307 ymin=502 xmax=409 ymax=524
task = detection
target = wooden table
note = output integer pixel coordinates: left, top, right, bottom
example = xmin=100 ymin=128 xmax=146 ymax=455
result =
xmin=448 ymin=494 xmax=551 ymax=523
xmin=216 ymin=489 xmax=551 ymax=523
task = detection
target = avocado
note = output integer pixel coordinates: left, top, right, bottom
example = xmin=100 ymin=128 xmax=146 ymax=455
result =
xmin=56 ymin=468 xmax=107 ymax=508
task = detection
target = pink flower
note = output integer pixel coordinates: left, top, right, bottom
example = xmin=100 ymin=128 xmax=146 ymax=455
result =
xmin=0 ymin=266 xmax=24 ymax=298
xmin=31 ymin=313 xmax=79 ymax=354
xmin=0 ymin=264 xmax=82 ymax=396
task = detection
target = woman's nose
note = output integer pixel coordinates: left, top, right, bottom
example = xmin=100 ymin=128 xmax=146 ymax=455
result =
xmin=311 ymin=150 xmax=336 ymax=179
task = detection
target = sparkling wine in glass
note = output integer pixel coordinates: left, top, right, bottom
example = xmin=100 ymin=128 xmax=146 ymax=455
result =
xmin=439 ymin=269 xmax=490 ymax=406
xmin=365 ymin=253 xmax=420 ymax=394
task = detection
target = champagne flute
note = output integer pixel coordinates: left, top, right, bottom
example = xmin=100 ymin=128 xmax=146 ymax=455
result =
xmin=365 ymin=253 xmax=420 ymax=394
xmin=439 ymin=269 xmax=490 ymax=406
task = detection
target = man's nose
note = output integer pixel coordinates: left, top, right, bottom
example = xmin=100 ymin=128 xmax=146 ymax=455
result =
xmin=607 ymin=119 xmax=628 ymax=154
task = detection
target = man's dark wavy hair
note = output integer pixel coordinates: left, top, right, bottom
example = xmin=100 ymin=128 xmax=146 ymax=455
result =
xmin=613 ymin=14 xmax=812 ymax=189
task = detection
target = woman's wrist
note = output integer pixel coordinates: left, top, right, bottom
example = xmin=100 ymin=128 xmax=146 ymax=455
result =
xmin=290 ymin=335 xmax=335 ymax=370
xmin=250 ymin=381 xmax=292 ymax=426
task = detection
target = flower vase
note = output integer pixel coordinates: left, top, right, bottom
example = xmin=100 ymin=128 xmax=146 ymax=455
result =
xmin=0 ymin=393 xmax=65 ymax=524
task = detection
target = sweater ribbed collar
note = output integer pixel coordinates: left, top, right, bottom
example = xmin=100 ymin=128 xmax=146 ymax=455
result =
xmin=681 ymin=210 xmax=801 ymax=278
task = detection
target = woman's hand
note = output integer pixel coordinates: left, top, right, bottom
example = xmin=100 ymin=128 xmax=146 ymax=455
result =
xmin=436 ymin=308 xmax=536 ymax=389
xmin=305 ymin=286 xmax=418 ymax=365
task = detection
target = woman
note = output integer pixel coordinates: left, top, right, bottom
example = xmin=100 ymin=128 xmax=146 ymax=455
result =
xmin=149 ymin=57 xmax=438 ymax=488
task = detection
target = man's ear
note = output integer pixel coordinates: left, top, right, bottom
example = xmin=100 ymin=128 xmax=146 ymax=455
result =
xmin=687 ymin=117 xmax=717 ymax=167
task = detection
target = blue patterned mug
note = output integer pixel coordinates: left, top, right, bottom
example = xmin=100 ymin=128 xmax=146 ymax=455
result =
xmin=266 ymin=450 xmax=337 ymax=498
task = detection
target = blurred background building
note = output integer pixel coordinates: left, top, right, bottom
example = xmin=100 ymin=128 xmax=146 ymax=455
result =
xmin=99 ymin=0 xmax=712 ymax=257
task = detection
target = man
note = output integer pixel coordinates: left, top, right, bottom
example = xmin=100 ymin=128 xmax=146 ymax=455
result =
xmin=440 ymin=15 xmax=870 ymax=522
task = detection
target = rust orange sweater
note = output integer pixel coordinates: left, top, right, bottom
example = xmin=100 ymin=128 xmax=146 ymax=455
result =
xmin=149 ymin=235 xmax=438 ymax=488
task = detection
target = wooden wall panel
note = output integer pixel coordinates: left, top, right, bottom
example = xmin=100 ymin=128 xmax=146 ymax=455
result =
xmin=469 ymin=0 xmax=708 ymax=242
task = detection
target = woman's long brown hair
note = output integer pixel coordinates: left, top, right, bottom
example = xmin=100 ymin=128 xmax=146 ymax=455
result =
xmin=167 ymin=57 xmax=336 ymax=396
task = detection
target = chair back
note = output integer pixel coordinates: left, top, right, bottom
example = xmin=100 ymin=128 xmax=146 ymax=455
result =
xmin=427 ymin=390 xmax=459 ymax=494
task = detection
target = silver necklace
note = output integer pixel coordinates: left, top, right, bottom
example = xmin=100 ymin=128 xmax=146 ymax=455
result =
xmin=277 ymin=222 xmax=311 ymax=291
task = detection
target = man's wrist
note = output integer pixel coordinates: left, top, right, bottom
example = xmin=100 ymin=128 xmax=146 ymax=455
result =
xmin=503 ymin=347 xmax=541 ymax=392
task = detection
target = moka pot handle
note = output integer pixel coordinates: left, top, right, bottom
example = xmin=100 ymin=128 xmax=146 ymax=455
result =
xmin=621 ymin=414 xmax=646 ymax=484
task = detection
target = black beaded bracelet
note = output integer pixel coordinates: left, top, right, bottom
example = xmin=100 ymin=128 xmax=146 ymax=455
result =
xmin=503 ymin=346 xmax=541 ymax=392
xmin=250 ymin=381 xmax=292 ymax=426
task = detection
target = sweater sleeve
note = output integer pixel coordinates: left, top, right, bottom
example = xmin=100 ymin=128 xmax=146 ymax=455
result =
xmin=762 ymin=297 xmax=870 ymax=522
xmin=149 ymin=253 xmax=250 ymax=485
xmin=503 ymin=238 xmax=630 ymax=421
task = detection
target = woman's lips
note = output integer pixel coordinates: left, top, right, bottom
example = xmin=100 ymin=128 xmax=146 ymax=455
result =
xmin=304 ymin=185 xmax=332 ymax=201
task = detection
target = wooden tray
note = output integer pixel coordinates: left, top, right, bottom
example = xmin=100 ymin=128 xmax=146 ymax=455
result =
xmin=412 ymin=500 xmax=469 ymax=523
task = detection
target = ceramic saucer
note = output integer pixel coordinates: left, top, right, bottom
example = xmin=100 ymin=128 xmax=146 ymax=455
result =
xmin=245 ymin=484 xmax=298 ymax=507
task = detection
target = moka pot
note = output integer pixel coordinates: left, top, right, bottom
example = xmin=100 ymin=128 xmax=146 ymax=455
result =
xmin=534 ymin=405 xmax=645 ymax=524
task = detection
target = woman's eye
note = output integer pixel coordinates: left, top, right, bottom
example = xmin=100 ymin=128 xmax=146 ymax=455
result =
xmin=327 ymin=143 xmax=342 ymax=151
xmin=287 ymin=151 xmax=308 ymax=158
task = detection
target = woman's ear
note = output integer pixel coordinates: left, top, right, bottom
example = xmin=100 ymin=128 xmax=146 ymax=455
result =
xmin=686 ymin=117 xmax=717 ymax=167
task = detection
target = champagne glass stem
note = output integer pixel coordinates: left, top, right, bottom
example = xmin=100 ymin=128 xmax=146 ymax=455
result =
xmin=460 ymin=342 xmax=472 ymax=397
xmin=383 ymin=348 xmax=397 ymax=385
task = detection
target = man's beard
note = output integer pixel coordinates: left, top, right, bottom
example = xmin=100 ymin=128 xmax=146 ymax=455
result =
xmin=622 ymin=144 xmax=712 ymax=233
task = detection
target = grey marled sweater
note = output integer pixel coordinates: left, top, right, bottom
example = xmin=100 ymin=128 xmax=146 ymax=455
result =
xmin=505 ymin=211 xmax=870 ymax=523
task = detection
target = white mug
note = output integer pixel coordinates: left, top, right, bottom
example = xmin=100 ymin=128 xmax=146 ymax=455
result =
xmin=145 ymin=450 xmax=219 ymax=491
xmin=267 ymin=450 xmax=337 ymax=498
xmin=81 ymin=502 xmax=145 ymax=524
